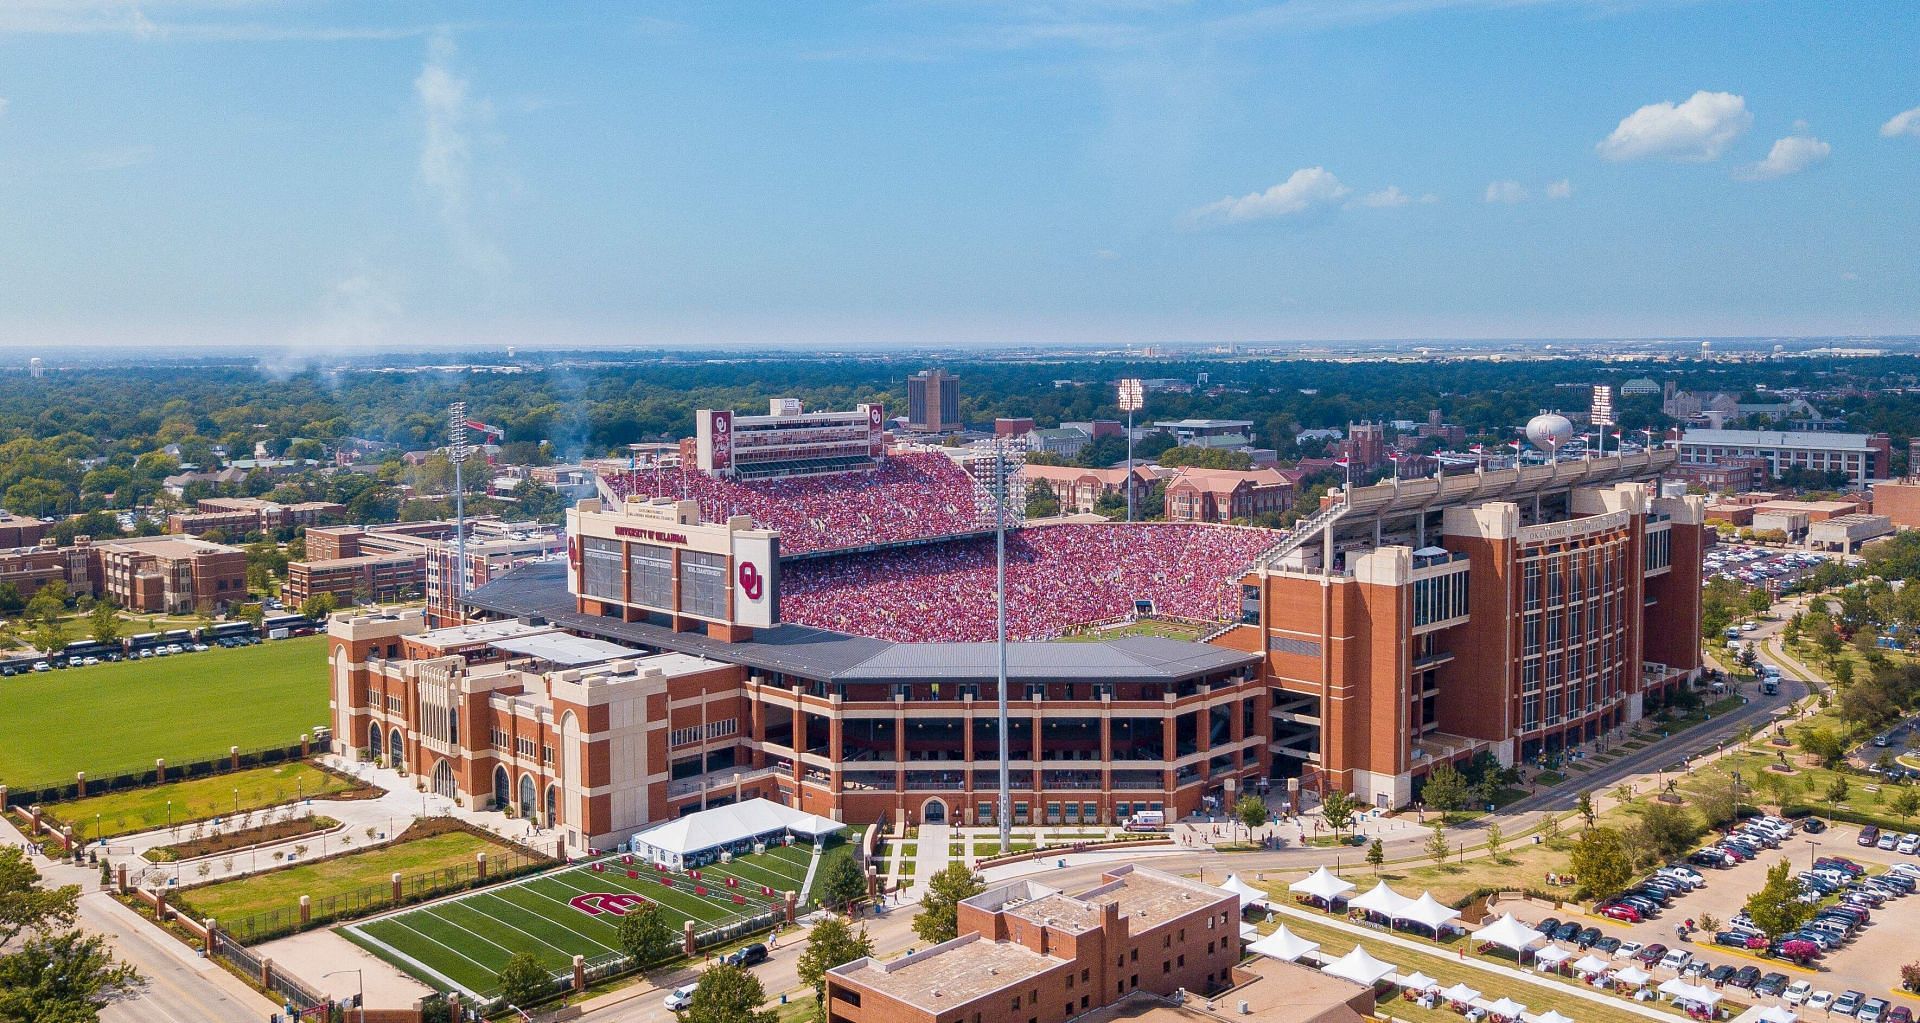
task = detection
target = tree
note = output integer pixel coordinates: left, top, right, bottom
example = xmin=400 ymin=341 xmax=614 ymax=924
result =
xmin=297 ymin=591 xmax=337 ymax=621
xmin=236 ymin=602 xmax=265 ymax=630
xmin=1318 ymin=791 xmax=1357 ymax=839
xmin=1422 ymin=762 xmax=1471 ymax=818
xmin=817 ymin=853 xmax=866 ymax=912
xmin=1745 ymin=860 xmax=1815 ymax=939
xmin=914 ymin=863 xmax=985 ymax=945
xmin=1637 ymin=801 xmax=1704 ymax=859
xmin=1826 ymin=776 xmax=1851 ymax=804
xmin=1484 ymin=823 xmax=1504 ymax=863
xmin=1892 ymin=786 xmax=1920 ymax=825
xmin=1692 ymin=776 xmax=1738 ymax=830
xmin=796 ymin=915 xmax=874 ymax=1003
xmin=685 ymin=963 xmax=776 ymax=1023
xmin=0 ymin=848 xmax=137 ymax=1023
xmin=1235 ymin=794 xmax=1268 ymax=840
xmin=1834 ymin=658 xmax=1855 ymax=687
xmin=1575 ymin=790 xmax=1597 ymax=829
xmin=86 ymin=602 xmax=120 ymax=645
xmin=1366 ymin=838 xmax=1386 ymax=873
xmin=1426 ymin=823 xmax=1450 ymax=865
xmin=497 ymin=951 xmax=552 ymax=1009
xmin=27 ymin=619 xmax=69 ymax=655
xmin=615 ymin=903 xmax=676 ymax=967
xmin=1569 ymin=827 xmax=1633 ymax=900
xmin=1798 ymin=727 xmax=1848 ymax=768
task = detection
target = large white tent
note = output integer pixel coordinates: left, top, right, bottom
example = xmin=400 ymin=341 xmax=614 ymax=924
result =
xmin=1658 ymin=980 xmax=1723 ymax=1008
xmin=1247 ymin=925 xmax=1320 ymax=963
xmin=1470 ymin=914 xmax=1542 ymax=953
xmin=1533 ymin=944 xmax=1573 ymax=969
xmin=1486 ymin=997 xmax=1529 ymax=1019
xmin=1400 ymin=892 xmax=1460 ymax=932
xmin=1755 ymin=1008 xmax=1798 ymax=1023
xmin=1441 ymin=984 xmax=1483 ymax=1005
xmin=630 ymin=797 xmax=845 ymax=868
xmin=1612 ymin=965 xmax=1651 ymax=988
xmin=1321 ymin=945 xmax=1398 ymax=987
xmin=1571 ymin=954 xmax=1611 ymax=976
xmin=1221 ymin=874 xmax=1270 ymax=909
xmin=1290 ymin=866 xmax=1356 ymax=903
xmin=1401 ymin=972 xmax=1442 ymax=993
xmin=1534 ymin=1011 xmax=1575 ymax=1023
xmin=1349 ymin=881 xmax=1413 ymax=919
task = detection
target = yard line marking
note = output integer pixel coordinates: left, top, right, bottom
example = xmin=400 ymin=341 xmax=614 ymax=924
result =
xmin=357 ymin=917 xmax=499 ymax=1000
xmin=342 ymin=921 xmax=480 ymax=1001
xmin=458 ymin=891 xmax=613 ymax=958
xmin=478 ymin=885 xmax=620 ymax=955
xmin=402 ymin=903 xmax=525 ymax=961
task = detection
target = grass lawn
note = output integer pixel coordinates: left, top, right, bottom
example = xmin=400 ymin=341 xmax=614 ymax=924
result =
xmin=45 ymin=761 xmax=360 ymax=840
xmin=0 ymin=636 xmax=327 ymax=790
xmin=1060 ymin=619 xmax=1203 ymax=643
xmin=176 ymin=824 xmax=526 ymax=935
xmin=340 ymin=841 xmax=817 ymax=999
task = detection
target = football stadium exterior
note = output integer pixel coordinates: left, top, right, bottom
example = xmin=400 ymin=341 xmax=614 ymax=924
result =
xmin=328 ymin=443 xmax=1703 ymax=851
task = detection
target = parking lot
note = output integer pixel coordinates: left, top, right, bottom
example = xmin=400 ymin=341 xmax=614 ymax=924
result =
xmin=1505 ymin=821 xmax=1920 ymax=1015
xmin=1706 ymin=544 xmax=1831 ymax=592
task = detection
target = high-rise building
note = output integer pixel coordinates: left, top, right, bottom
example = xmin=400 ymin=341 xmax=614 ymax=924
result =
xmin=907 ymin=369 xmax=960 ymax=433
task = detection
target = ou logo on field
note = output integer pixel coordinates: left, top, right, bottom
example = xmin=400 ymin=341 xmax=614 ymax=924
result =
xmin=738 ymin=561 xmax=764 ymax=601
xmin=568 ymin=893 xmax=649 ymax=917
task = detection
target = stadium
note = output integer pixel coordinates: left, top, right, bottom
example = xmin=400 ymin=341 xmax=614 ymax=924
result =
xmin=330 ymin=404 xmax=1707 ymax=852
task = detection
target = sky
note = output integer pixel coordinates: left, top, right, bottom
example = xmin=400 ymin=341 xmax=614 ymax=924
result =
xmin=0 ymin=0 xmax=1916 ymax=351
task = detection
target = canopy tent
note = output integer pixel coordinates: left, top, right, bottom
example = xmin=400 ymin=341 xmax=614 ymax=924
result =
xmin=630 ymin=798 xmax=846 ymax=869
xmin=1349 ymin=881 xmax=1414 ymax=919
xmin=1240 ymin=922 xmax=1261 ymax=941
xmin=1441 ymin=984 xmax=1483 ymax=1005
xmin=1612 ymin=965 xmax=1651 ymax=987
xmin=1486 ymin=997 xmax=1529 ymax=1018
xmin=1291 ymin=866 xmax=1357 ymax=903
xmin=1321 ymin=946 xmax=1398 ymax=987
xmin=1535 ymin=1011 xmax=1575 ymax=1023
xmin=1756 ymin=1008 xmax=1798 ymax=1023
xmin=1571 ymin=955 xmax=1611 ymax=976
xmin=1533 ymin=944 xmax=1574 ymax=968
xmin=1401 ymin=972 xmax=1442 ymax=993
xmin=1470 ymin=914 xmax=1543 ymax=953
xmin=1659 ymin=980 xmax=1723 ymax=1007
xmin=1221 ymin=874 xmax=1270 ymax=909
xmin=1399 ymin=892 xmax=1461 ymax=932
xmin=1247 ymin=925 xmax=1320 ymax=963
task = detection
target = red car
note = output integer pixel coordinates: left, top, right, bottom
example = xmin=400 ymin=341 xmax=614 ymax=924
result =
xmin=1598 ymin=902 xmax=1643 ymax=922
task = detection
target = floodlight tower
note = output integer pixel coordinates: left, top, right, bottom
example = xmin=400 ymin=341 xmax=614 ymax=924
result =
xmin=1118 ymin=378 xmax=1144 ymax=522
xmin=972 ymin=436 xmax=1027 ymax=851
xmin=449 ymin=402 xmax=470 ymax=608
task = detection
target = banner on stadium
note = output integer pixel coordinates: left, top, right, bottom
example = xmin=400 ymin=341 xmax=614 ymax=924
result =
xmin=863 ymin=402 xmax=885 ymax=458
xmin=732 ymin=533 xmax=780 ymax=628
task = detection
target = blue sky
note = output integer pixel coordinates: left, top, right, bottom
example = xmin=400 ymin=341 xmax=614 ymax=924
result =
xmin=0 ymin=1 xmax=1916 ymax=350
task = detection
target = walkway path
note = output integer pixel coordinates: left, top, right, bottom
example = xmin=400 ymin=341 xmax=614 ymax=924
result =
xmin=912 ymin=824 xmax=951 ymax=890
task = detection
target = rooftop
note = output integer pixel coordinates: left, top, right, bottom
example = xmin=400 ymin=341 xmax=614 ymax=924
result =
xmin=829 ymin=933 xmax=1062 ymax=1012
xmin=1680 ymin=428 xmax=1878 ymax=449
xmin=1074 ymin=958 xmax=1372 ymax=1023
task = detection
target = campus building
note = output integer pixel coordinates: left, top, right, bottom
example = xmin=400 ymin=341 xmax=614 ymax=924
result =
xmin=1677 ymin=428 xmax=1890 ymax=487
xmin=907 ymin=369 xmax=961 ymax=433
xmin=167 ymin=497 xmax=344 ymax=537
xmin=1162 ymin=468 xmax=1296 ymax=524
xmin=295 ymin=517 xmax=562 ymax=624
xmin=825 ymin=866 xmax=1258 ymax=1023
xmin=94 ymin=535 xmax=247 ymax=613
xmin=695 ymin=399 xmax=888 ymax=479
xmin=1021 ymin=464 xmax=1155 ymax=515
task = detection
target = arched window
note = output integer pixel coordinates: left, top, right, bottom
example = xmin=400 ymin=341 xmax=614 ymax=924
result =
xmin=447 ymin=705 xmax=459 ymax=746
xmin=368 ymin=726 xmax=384 ymax=761
xmin=389 ymin=727 xmax=404 ymax=762
xmin=432 ymin=759 xmax=457 ymax=800
xmin=544 ymin=784 xmax=559 ymax=828
xmin=518 ymin=774 xmax=536 ymax=820
xmin=492 ymin=766 xmax=510 ymax=809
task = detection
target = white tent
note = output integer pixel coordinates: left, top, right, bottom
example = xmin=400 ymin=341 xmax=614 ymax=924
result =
xmin=1321 ymin=945 xmax=1398 ymax=987
xmin=1401 ymin=972 xmax=1442 ymax=992
xmin=1441 ymin=984 xmax=1483 ymax=1005
xmin=1756 ymin=1008 xmax=1798 ymax=1023
xmin=1612 ymin=965 xmax=1651 ymax=988
xmin=1399 ymin=892 xmax=1460 ymax=932
xmin=1221 ymin=874 xmax=1270 ymax=909
xmin=1349 ymin=881 xmax=1413 ymax=919
xmin=1659 ymin=980 xmax=1723 ymax=1008
xmin=1290 ymin=866 xmax=1356 ymax=903
xmin=1247 ymin=925 xmax=1320 ymax=963
xmin=1486 ymin=997 xmax=1529 ymax=1018
xmin=1470 ymin=914 xmax=1542 ymax=953
xmin=1571 ymin=954 xmax=1611 ymax=976
xmin=1533 ymin=944 xmax=1573 ymax=968
xmin=1534 ymin=1011 xmax=1575 ymax=1023
xmin=1240 ymin=922 xmax=1260 ymax=941
xmin=630 ymin=798 xmax=846 ymax=868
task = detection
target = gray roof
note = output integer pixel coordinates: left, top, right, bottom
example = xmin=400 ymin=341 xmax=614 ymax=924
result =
xmin=465 ymin=560 xmax=1257 ymax=685
xmin=1679 ymin=428 xmax=1875 ymax=450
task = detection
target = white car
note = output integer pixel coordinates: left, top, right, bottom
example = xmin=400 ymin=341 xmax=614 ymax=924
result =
xmin=1786 ymin=982 xmax=1814 ymax=1006
xmin=1899 ymin=834 xmax=1920 ymax=856
xmin=664 ymin=984 xmax=696 ymax=1012
xmin=1808 ymin=992 xmax=1837 ymax=1013
xmin=1891 ymin=863 xmax=1920 ymax=879
xmin=1615 ymin=941 xmax=1644 ymax=960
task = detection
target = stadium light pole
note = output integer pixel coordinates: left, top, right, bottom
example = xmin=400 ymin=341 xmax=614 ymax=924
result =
xmin=974 ymin=436 xmax=1025 ymax=853
xmin=1118 ymin=379 xmax=1144 ymax=523
xmin=449 ymin=402 xmax=470 ymax=612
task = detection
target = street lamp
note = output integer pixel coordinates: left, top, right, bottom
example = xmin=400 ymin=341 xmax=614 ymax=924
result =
xmin=1118 ymin=379 xmax=1144 ymax=523
xmin=322 ymin=969 xmax=364 ymax=1023
xmin=1806 ymin=839 xmax=1820 ymax=870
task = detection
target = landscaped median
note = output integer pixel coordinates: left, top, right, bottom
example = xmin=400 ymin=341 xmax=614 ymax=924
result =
xmin=33 ymin=759 xmax=374 ymax=843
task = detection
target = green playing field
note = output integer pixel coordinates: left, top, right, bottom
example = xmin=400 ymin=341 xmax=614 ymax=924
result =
xmin=338 ymin=842 xmax=818 ymax=998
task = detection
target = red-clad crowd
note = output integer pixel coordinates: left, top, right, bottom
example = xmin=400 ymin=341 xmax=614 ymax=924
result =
xmin=779 ymin=522 xmax=1280 ymax=642
xmin=605 ymin=452 xmax=983 ymax=556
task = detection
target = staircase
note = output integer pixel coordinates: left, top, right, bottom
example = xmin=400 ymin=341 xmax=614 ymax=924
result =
xmin=1249 ymin=497 xmax=1350 ymax=573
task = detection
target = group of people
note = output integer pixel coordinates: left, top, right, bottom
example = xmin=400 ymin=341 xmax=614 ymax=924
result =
xmin=780 ymin=522 xmax=1279 ymax=642
xmin=607 ymin=452 xmax=985 ymax=556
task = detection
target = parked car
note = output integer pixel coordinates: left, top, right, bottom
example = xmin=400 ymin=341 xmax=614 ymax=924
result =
xmin=1706 ymin=965 xmax=1738 ymax=985
xmin=1574 ymin=927 xmax=1602 ymax=949
xmin=1808 ymin=992 xmax=1837 ymax=1013
xmin=1615 ymin=941 xmax=1645 ymax=961
xmin=1536 ymin=917 xmax=1561 ymax=935
xmin=1637 ymin=943 xmax=1669 ymax=966
xmin=1861 ymin=999 xmax=1892 ymax=1023
xmin=1756 ymin=973 xmax=1791 ymax=998
xmin=1552 ymin=921 xmax=1582 ymax=942
xmin=1785 ymin=982 xmax=1815 ymax=1006
xmin=1879 ymin=832 xmax=1900 ymax=851
xmin=1775 ymin=939 xmax=1822 ymax=963
xmin=1659 ymin=948 xmax=1693 ymax=972
xmin=1716 ymin=931 xmax=1763 ymax=949
xmin=1836 ymin=991 xmax=1867 ymax=1017
xmin=1598 ymin=902 xmax=1643 ymax=923
xmin=664 ymin=984 xmax=697 ymax=1012
xmin=1729 ymin=967 xmax=1762 ymax=990
xmin=1888 ymin=1006 xmax=1912 ymax=1023
xmin=1801 ymin=818 xmax=1828 ymax=834
xmin=1860 ymin=826 xmax=1882 ymax=847
xmin=725 ymin=943 xmax=769 ymax=968
xmin=1590 ymin=936 xmax=1622 ymax=955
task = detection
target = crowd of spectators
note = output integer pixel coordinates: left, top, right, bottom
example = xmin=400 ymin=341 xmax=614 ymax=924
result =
xmin=605 ymin=452 xmax=985 ymax=556
xmin=779 ymin=522 xmax=1280 ymax=642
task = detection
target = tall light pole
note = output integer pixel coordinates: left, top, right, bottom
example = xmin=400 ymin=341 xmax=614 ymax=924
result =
xmin=974 ymin=437 xmax=1026 ymax=852
xmin=1118 ymin=379 xmax=1144 ymax=523
xmin=323 ymin=969 xmax=363 ymax=1023
xmin=449 ymin=402 xmax=470 ymax=614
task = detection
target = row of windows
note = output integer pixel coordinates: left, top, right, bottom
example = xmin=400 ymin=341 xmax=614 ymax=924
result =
xmin=669 ymin=718 xmax=739 ymax=748
xmin=1412 ymin=570 xmax=1470 ymax=628
xmin=1645 ymin=528 xmax=1673 ymax=571
xmin=580 ymin=537 xmax=731 ymax=620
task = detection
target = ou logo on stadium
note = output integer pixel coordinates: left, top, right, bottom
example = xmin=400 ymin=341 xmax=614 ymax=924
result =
xmin=738 ymin=561 xmax=765 ymax=601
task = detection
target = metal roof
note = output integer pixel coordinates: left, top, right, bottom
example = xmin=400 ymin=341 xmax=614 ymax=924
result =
xmin=1678 ymin=428 xmax=1876 ymax=450
xmin=465 ymin=560 xmax=1258 ymax=685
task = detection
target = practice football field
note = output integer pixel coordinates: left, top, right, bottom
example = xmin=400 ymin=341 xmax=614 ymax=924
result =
xmin=339 ymin=842 xmax=817 ymax=998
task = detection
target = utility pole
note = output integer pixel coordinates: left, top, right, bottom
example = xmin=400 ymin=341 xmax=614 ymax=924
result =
xmin=449 ymin=402 xmax=470 ymax=616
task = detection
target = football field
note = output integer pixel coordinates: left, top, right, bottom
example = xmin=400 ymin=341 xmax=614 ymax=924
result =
xmin=338 ymin=843 xmax=816 ymax=998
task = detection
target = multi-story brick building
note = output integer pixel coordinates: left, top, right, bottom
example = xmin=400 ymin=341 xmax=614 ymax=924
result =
xmin=295 ymin=516 xmax=562 ymax=624
xmin=167 ymin=497 xmax=345 ymax=537
xmin=1163 ymin=468 xmax=1296 ymax=524
xmin=283 ymin=552 xmax=424 ymax=606
xmin=0 ymin=539 xmax=93 ymax=600
xmin=1678 ymin=429 xmax=1891 ymax=487
xmin=0 ymin=513 xmax=53 ymax=549
xmin=93 ymin=535 xmax=247 ymax=613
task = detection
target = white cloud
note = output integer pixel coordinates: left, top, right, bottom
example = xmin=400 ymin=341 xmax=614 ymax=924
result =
xmin=1882 ymin=106 xmax=1920 ymax=139
xmin=1352 ymin=186 xmax=1411 ymax=209
xmin=415 ymin=30 xmax=505 ymax=277
xmin=1737 ymin=134 xmax=1830 ymax=181
xmin=1597 ymin=90 xmax=1751 ymax=162
xmin=1190 ymin=167 xmax=1350 ymax=224
xmin=1545 ymin=178 xmax=1574 ymax=199
xmin=1483 ymin=180 xmax=1529 ymax=204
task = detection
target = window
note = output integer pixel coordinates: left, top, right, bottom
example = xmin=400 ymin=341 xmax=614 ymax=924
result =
xmin=581 ymin=536 xmax=623 ymax=600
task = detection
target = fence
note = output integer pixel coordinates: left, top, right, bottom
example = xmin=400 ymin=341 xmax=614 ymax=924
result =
xmin=210 ymin=929 xmax=332 ymax=1018
xmin=204 ymin=844 xmax=553 ymax=944
xmin=3 ymin=740 xmax=310 ymax=808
